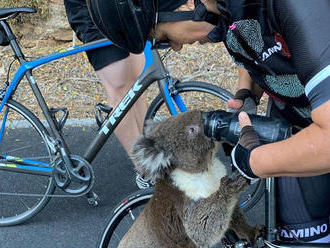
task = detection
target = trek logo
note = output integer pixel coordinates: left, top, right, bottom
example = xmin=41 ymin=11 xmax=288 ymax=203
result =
xmin=262 ymin=42 xmax=282 ymax=61
xmin=280 ymin=224 xmax=328 ymax=239
xmin=100 ymin=78 xmax=143 ymax=135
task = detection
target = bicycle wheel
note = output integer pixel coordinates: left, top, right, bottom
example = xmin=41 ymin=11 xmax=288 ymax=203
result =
xmin=145 ymin=81 xmax=265 ymax=212
xmin=239 ymin=178 xmax=265 ymax=212
xmin=0 ymin=99 xmax=55 ymax=226
xmin=98 ymin=187 xmax=154 ymax=248
xmin=145 ymin=81 xmax=233 ymax=119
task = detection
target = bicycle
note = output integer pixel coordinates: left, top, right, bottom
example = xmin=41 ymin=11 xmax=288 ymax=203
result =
xmin=98 ymin=100 xmax=330 ymax=248
xmin=0 ymin=7 xmax=260 ymax=227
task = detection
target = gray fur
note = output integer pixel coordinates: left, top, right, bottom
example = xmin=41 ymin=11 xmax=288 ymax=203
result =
xmin=124 ymin=111 xmax=259 ymax=248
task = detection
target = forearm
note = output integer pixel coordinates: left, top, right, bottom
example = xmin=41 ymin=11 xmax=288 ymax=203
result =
xmin=237 ymin=67 xmax=264 ymax=99
xmin=250 ymin=102 xmax=330 ymax=177
xmin=237 ymin=66 xmax=253 ymax=90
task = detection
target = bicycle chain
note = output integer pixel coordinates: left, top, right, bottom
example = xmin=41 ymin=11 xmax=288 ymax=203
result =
xmin=0 ymin=155 xmax=95 ymax=198
xmin=0 ymin=191 xmax=89 ymax=198
xmin=0 ymin=172 xmax=94 ymax=198
xmin=0 ymin=177 xmax=94 ymax=198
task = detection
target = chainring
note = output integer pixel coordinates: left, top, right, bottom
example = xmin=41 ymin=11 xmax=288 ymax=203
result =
xmin=53 ymin=154 xmax=94 ymax=195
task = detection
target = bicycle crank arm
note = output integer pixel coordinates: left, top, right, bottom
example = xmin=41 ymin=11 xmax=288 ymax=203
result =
xmin=53 ymin=155 xmax=95 ymax=195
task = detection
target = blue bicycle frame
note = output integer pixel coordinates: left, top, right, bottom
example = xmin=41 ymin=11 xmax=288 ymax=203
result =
xmin=0 ymin=36 xmax=187 ymax=176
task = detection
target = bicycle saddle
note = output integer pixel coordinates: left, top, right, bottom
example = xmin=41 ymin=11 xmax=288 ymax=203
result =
xmin=0 ymin=7 xmax=36 ymax=20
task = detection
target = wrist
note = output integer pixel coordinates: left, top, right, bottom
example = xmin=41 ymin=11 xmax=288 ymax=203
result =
xmin=234 ymin=89 xmax=259 ymax=105
xmin=249 ymin=146 xmax=263 ymax=178
xmin=231 ymin=144 xmax=259 ymax=180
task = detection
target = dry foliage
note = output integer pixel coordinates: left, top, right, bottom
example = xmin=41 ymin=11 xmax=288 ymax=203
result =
xmin=1 ymin=0 xmax=50 ymax=24
xmin=0 ymin=38 xmax=269 ymax=121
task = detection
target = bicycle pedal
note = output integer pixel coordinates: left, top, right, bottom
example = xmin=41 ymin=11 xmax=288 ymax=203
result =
xmin=50 ymin=107 xmax=69 ymax=131
xmin=94 ymin=103 xmax=113 ymax=129
xmin=87 ymin=192 xmax=100 ymax=207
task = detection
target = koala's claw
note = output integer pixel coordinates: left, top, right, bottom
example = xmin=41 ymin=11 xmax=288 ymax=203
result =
xmin=251 ymin=226 xmax=267 ymax=247
xmin=235 ymin=176 xmax=249 ymax=191
xmin=220 ymin=175 xmax=231 ymax=185
xmin=254 ymin=225 xmax=266 ymax=240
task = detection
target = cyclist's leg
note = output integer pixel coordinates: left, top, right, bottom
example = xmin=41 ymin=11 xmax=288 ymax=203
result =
xmin=65 ymin=0 xmax=146 ymax=156
xmin=276 ymin=176 xmax=330 ymax=243
xmin=88 ymin=46 xmax=151 ymax=189
xmin=269 ymin=101 xmax=330 ymax=243
xmin=95 ymin=52 xmax=147 ymax=154
xmin=64 ymin=0 xmax=150 ymax=188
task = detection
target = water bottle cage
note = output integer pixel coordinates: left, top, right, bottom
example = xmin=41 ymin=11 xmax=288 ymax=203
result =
xmin=94 ymin=103 xmax=113 ymax=129
xmin=50 ymin=107 xmax=69 ymax=131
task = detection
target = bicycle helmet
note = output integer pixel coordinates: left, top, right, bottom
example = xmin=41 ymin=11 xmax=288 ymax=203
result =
xmin=87 ymin=0 xmax=157 ymax=54
xmin=87 ymin=0 xmax=227 ymax=54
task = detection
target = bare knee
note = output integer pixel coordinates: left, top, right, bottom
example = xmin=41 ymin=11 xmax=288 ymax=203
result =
xmin=96 ymin=53 xmax=145 ymax=93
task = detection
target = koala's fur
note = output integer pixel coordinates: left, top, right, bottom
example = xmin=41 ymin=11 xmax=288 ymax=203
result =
xmin=119 ymin=111 xmax=259 ymax=248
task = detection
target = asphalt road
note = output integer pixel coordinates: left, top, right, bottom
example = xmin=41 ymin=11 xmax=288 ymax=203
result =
xmin=0 ymin=124 xmax=264 ymax=248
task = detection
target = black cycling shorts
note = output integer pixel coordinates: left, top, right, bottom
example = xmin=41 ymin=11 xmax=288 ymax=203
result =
xmin=85 ymin=44 xmax=129 ymax=71
xmin=65 ymin=0 xmax=186 ymax=71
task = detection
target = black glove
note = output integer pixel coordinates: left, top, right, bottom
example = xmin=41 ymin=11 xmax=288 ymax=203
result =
xmin=223 ymin=89 xmax=259 ymax=156
xmin=230 ymin=89 xmax=259 ymax=114
xmin=231 ymin=125 xmax=261 ymax=180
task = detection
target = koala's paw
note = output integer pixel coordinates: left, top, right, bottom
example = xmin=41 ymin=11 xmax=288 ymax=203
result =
xmin=220 ymin=175 xmax=232 ymax=185
xmin=228 ymin=170 xmax=242 ymax=181
xmin=221 ymin=172 xmax=248 ymax=192
xmin=251 ymin=225 xmax=266 ymax=246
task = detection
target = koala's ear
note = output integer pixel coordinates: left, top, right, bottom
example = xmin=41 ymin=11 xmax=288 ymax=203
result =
xmin=131 ymin=135 xmax=172 ymax=182
xmin=143 ymin=116 xmax=168 ymax=136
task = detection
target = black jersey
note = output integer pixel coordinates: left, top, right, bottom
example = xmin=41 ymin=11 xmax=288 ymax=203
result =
xmin=224 ymin=0 xmax=330 ymax=111
xmin=64 ymin=0 xmax=186 ymax=43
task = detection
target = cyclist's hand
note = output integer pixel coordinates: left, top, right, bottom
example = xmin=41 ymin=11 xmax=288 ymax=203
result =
xmin=231 ymin=112 xmax=260 ymax=180
xmin=227 ymin=89 xmax=258 ymax=114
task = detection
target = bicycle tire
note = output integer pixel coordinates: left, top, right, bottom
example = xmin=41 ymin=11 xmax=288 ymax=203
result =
xmin=145 ymin=81 xmax=265 ymax=212
xmin=0 ymin=99 xmax=55 ymax=226
xmin=145 ymin=81 xmax=233 ymax=119
xmin=98 ymin=187 xmax=154 ymax=248
xmin=239 ymin=178 xmax=265 ymax=212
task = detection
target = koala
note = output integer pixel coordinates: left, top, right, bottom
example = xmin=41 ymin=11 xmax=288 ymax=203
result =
xmin=119 ymin=110 xmax=259 ymax=248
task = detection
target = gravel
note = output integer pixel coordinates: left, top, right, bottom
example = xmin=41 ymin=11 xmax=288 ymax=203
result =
xmin=0 ymin=40 xmax=268 ymax=121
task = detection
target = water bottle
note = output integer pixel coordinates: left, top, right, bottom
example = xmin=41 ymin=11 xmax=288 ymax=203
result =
xmin=202 ymin=109 xmax=292 ymax=144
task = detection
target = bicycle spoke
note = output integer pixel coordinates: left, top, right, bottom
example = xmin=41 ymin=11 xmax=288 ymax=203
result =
xmin=19 ymin=197 xmax=31 ymax=210
xmin=129 ymin=209 xmax=135 ymax=220
xmin=1 ymin=144 xmax=39 ymax=154
xmin=98 ymin=190 xmax=153 ymax=247
xmin=0 ymin=100 xmax=55 ymax=226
